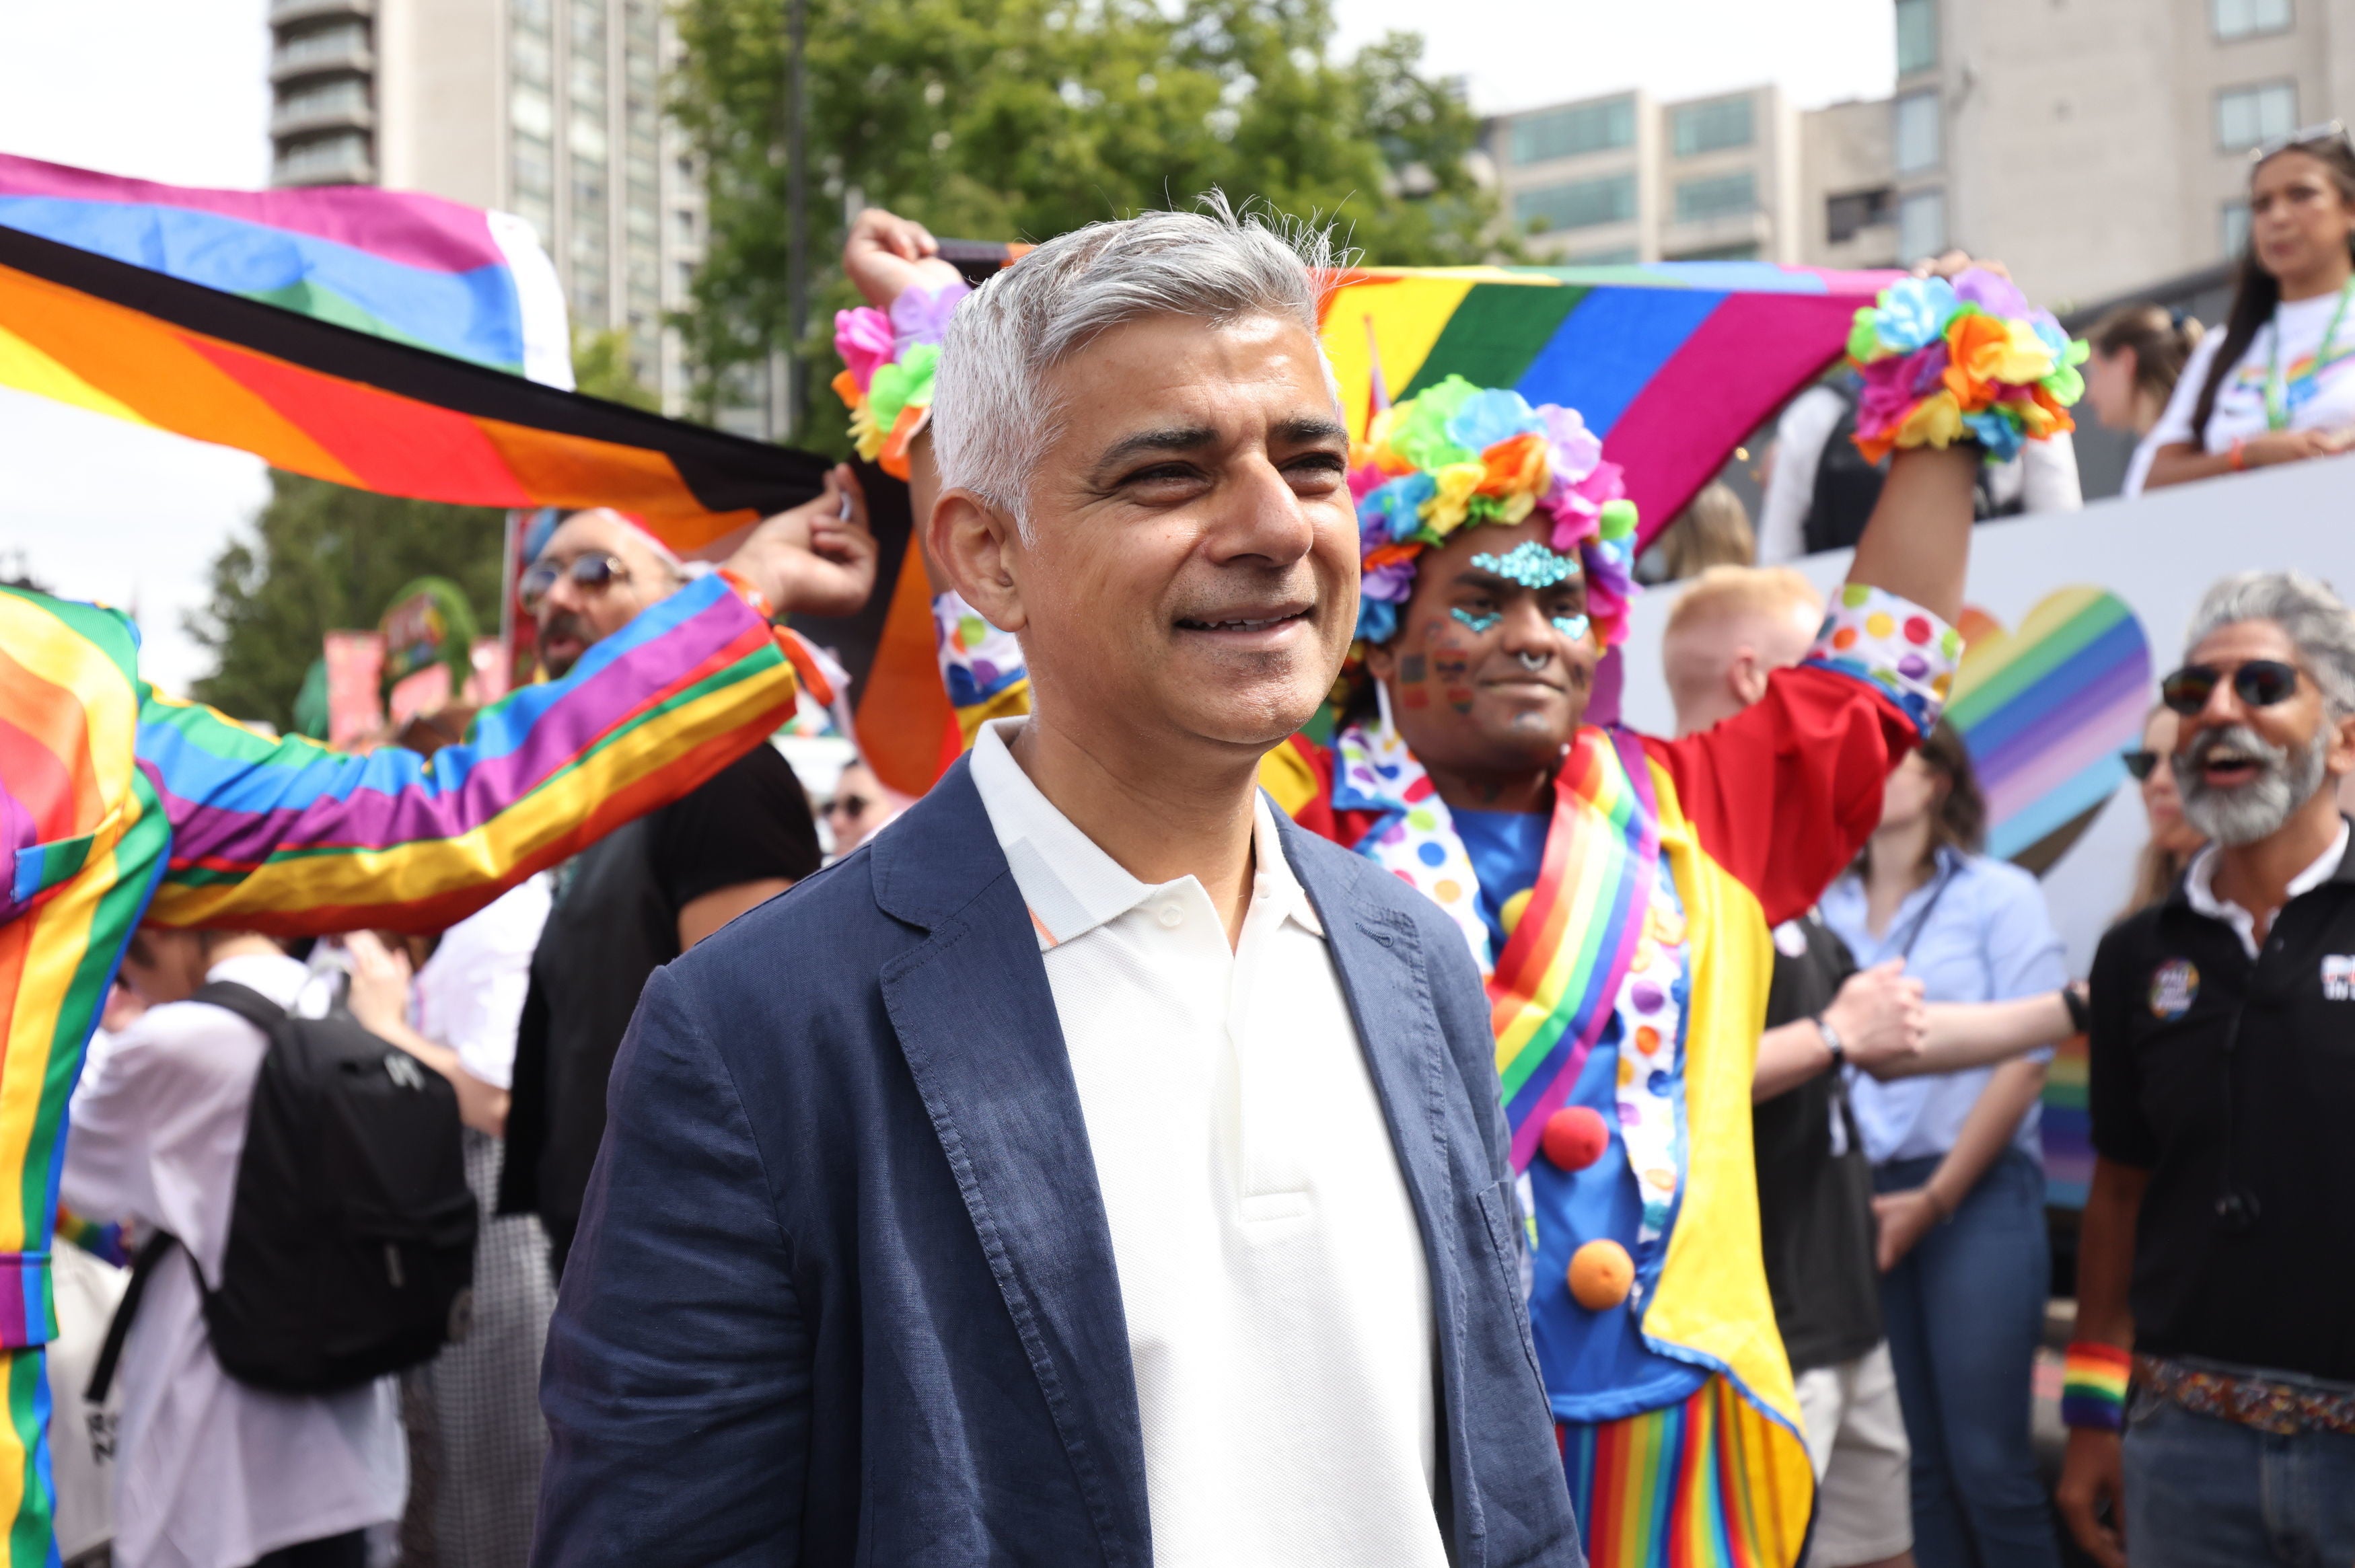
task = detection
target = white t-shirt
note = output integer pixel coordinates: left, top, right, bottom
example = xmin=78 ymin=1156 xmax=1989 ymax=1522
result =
xmin=60 ymin=953 xmax=406 ymax=1568
xmin=411 ymin=872 xmax=551 ymax=1090
xmin=2148 ymin=287 xmax=2355 ymax=459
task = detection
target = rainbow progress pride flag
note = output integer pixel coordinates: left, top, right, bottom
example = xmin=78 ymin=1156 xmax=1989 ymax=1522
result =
xmin=0 ymin=151 xmax=572 ymax=385
xmin=1319 ymin=262 xmax=1903 ymax=550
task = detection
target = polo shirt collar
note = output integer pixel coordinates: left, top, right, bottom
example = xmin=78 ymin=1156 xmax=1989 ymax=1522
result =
xmin=2181 ymin=816 xmax=2352 ymax=955
xmin=968 ymin=718 xmax=1324 ymax=950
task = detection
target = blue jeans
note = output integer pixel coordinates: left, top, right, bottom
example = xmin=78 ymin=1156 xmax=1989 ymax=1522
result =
xmin=1873 ymin=1147 xmax=2059 ymax=1568
xmin=2123 ymin=1382 xmax=2355 ymax=1566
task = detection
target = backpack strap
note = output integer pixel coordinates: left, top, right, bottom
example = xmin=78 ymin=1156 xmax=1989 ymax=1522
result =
xmin=188 ymin=979 xmax=295 ymax=1039
xmin=84 ymin=1230 xmax=180 ymax=1406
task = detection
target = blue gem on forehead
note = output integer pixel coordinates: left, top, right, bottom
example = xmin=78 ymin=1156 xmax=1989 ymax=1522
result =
xmin=1469 ymin=540 xmax=1581 ymax=590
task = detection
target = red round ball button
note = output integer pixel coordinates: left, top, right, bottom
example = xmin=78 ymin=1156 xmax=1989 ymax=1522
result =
xmin=1542 ymin=1105 xmax=1609 ymax=1170
xmin=1568 ymin=1240 xmax=1635 ymax=1310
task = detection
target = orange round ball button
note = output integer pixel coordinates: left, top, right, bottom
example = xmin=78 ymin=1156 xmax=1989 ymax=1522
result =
xmin=1568 ymin=1239 xmax=1635 ymax=1311
xmin=1542 ymin=1105 xmax=1609 ymax=1170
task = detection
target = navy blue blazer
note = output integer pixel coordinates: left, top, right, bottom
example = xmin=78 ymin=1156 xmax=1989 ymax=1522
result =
xmin=532 ymin=756 xmax=1582 ymax=1567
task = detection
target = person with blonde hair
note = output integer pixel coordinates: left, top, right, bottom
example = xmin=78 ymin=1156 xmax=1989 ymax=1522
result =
xmin=1655 ymin=480 xmax=1758 ymax=581
xmin=2082 ymin=305 xmax=2204 ymax=496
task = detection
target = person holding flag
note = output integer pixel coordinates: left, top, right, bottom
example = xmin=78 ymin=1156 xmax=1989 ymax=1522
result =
xmin=0 ymin=474 xmax=875 ymax=1563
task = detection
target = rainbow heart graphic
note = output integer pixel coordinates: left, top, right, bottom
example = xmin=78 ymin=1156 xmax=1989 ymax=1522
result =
xmin=1945 ymin=587 xmax=2153 ymax=873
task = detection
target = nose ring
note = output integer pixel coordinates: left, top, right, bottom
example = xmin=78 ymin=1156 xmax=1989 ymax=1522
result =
xmin=1517 ymin=649 xmax=1548 ymax=673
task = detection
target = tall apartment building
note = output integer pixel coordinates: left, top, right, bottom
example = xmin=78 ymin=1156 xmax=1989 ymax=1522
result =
xmin=1485 ymin=85 xmax=1818 ymax=266
xmin=1899 ymin=0 xmax=2355 ymax=306
xmin=265 ymin=0 xmax=702 ymax=407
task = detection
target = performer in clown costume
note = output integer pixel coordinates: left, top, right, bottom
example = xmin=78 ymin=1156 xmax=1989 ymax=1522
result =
xmin=844 ymin=238 xmax=2084 ymax=1561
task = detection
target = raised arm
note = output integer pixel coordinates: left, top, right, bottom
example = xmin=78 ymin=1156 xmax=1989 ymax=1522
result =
xmin=144 ymin=480 xmax=877 ymax=936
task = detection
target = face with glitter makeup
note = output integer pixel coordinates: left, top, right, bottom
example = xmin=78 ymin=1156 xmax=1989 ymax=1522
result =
xmin=1363 ymin=515 xmax=1598 ymax=780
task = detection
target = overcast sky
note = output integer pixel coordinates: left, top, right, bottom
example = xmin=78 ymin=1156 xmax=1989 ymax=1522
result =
xmin=0 ymin=0 xmax=1893 ymax=696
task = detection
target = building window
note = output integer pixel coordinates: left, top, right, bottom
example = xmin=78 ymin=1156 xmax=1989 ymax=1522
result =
xmin=277 ymin=77 xmax=370 ymax=123
xmin=2214 ymin=0 xmax=2292 ymax=38
xmin=1826 ymin=186 xmax=1895 ymax=244
xmin=1514 ymin=173 xmax=1637 ymax=235
xmin=1675 ymin=170 xmax=1757 ymax=223
xmin=1509 ymin=97 xmax=1636 ymax=165
xmin=274 ymin=133 xmax=372 ymax=185
xmin=673 ymin=207 xmax=696 ymax=243
xmin=275 ymin=22 xmax=369 ymax=73
xmin=1895 ymin=90 xmax=1941 ymax=174
xmin=2222 ymin=199 xmax=2253 ymax=256
xmin=1896 ymin=0 xmax=1938 ymax=74
xmin=1671 ymin=95 xmax=1754 ymax=157
xmin=1668 ymin=241 xmax=1762 ymax=261
xmin=2216 ymin=81 xmax=2296 ymax=150
xmin=1898 ymin=188 xmax=1946 ymax=260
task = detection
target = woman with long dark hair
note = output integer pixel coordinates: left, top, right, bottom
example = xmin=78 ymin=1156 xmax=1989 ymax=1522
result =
xmin=2144 ymin=126 xmax=2355 ymax=488
xmin=1820 ymin=723 xmax=2070 ymax=1568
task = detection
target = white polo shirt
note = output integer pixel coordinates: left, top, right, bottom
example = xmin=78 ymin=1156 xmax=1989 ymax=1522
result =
xmin=968 ymin=720 xmax=1446 ymax=1567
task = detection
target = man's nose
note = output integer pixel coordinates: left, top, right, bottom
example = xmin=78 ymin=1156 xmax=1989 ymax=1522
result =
xmin=1205 ymin=455 xmax=1317 ymax=564
xmin=1496 ymin=595 xmax=1556 ymax=654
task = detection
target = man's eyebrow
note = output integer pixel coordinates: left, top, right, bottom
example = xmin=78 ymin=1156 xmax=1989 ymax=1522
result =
xmin=1092 ymin=425 xmax=1219 ymax=474
xmin=1272 ymin=414 xmax=1350 ymax=446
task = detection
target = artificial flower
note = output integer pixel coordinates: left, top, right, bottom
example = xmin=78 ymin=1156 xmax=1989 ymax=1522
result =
xmin=1540 ymin=404 xmax=1603 ymax=481
xmin=1896 ymin=387 xmax=1965 ymax=449
xmin=834 ymin=307 xmax=896 ymax=391
xmin=1423 ymin=461 xmax=1486 ymax=533
xmin=867 ymin=342 xmax=941 ymax=431
xmin=1872 ymin=276 xmax=1960 ymax=354
xmin=1478 ymin=432 xmax=1552 ymax=498
xmin=1952 ymin=268 xmax=2029 ymax=321
xmin=890 ymin=281 xmax=970 ymax=354
xmin=1447 ymin=387 xmax=1546 ymax=453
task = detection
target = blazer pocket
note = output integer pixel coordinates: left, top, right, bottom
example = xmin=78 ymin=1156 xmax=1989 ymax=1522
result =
xmin=1473 ymin=1178 xmax=1547 ymax=1393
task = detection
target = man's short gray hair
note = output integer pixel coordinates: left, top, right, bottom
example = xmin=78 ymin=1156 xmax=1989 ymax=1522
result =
xmin=2186 ymin=569 xmax=2355 ymax=716
xmin=931 ymin=193 xmax=1343 ymax=529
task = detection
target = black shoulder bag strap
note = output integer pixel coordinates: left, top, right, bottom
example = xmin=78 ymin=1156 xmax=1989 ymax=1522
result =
xmin=84 ymin=979 xmax=291 ymax=1405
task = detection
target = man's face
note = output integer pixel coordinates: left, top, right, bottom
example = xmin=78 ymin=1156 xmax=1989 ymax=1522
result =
xmin=531 ymin=510 xmax=683 ymax=677
xmin=1363 ymin=516 xmax=1597 ymax=778
xmin=118 ymin=927 xmax=211 ymax=1008
xmin=982 ymin=311 xmax=1357 ymax=753
xmin=2173 ymin=619 xmax=2352 ymax=846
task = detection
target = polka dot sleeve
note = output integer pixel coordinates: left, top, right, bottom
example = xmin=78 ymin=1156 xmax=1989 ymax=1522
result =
xmin=1801 ymin=584 xmax=1961 ymax=738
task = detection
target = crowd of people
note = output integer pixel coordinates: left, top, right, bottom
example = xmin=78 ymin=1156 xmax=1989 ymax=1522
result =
xmin=5 ymin=119 xmax=2355 ymax=1568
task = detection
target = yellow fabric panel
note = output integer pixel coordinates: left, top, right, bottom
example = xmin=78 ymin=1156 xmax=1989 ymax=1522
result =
xmin=1319 ymin=272 xmax=1480 ymax=444
xmin=953 ymin=679 xmax=1034 ymax=748
xmin=1634 ymin=755 xmax=1815 ymax=1566
xmin=1256 ymin=740 xmax=1320 ymax=817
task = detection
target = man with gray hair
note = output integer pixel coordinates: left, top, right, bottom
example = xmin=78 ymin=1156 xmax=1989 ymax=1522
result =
xmin=2059 ymin=570 xmax=2355 ymax=1568
xmin=530 ymin=202 xmax=1579 ymax=1565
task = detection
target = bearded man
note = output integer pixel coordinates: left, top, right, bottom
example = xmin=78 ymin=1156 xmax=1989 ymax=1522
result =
xmin=2059 ymin=571 xmax=2355 ymax=1568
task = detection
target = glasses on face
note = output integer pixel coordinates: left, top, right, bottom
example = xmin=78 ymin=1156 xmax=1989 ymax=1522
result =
xmin=2159 ymin=659 xmax=2302 ymax=716
xmin=2121 ymin=749 xmax=2163 ymax=782
xmin=519 ymin=552 xmax=630 ymax=613
xmin=824 ymin=794 xmax=872 ymax=819
xmin=2253 ymin=120 xmax=2355 ymax=163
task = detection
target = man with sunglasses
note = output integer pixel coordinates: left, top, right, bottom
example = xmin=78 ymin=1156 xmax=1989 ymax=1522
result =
xmin=2060 ymin=570 xmax=2355 ymax=1568
xmin=501 ymin=498 xmax=865 ymax=1276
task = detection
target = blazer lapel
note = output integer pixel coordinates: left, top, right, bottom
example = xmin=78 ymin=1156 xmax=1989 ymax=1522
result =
xmin=872 ymin=761 xmax=1151 ymax=1566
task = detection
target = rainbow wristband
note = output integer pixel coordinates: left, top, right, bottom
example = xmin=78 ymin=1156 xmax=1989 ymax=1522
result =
xmin=2062 ymin=1341 xmax=2132 ymax=1431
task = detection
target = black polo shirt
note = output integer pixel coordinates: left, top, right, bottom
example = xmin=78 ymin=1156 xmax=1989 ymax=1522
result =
xmin=2088 ymin=821 xmax=2355 ymax=1382
xmin=1753 ymin=911 xmax=1883 ymax=1374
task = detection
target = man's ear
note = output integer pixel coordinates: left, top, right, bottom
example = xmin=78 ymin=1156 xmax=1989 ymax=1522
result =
xmin=929 ymin=488 xmax=1028 ymax=636
xmin=2327 ymin=708 xmax=2355 ymax=778
xmin=1729 ymin=648 xmax=1772 ymax=709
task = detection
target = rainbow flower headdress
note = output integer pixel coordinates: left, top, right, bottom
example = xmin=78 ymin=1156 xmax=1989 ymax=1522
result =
xmin=1350 ymin=375 xmax=1637 ymax=648
xmin=832 ymin=278 xmax=972 ymax=480
xmin=1848 ymin=269 xmax=2088 ymax=464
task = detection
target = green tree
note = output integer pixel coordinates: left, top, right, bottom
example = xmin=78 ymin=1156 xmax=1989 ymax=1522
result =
xmin=573 ymin=326 xmax=663 ymax=410
xmin=186 ymin=474 xmax=507 ymax=728
xmin=671 ymin=0 xmax=1502 ymax=433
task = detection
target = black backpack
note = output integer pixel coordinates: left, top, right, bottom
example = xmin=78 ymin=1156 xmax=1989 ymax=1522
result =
xmin=89 ymin=981 xmax=478 ymax=1401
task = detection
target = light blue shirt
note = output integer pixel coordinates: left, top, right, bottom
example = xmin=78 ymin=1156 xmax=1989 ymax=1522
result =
xmin=1819 ymin=848 xmax=2069 ymax=1166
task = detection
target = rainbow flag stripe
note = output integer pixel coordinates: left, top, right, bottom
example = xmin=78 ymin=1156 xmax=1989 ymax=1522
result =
xmin=1561 ymin=1375 xmax=1812 ymax=1568
xmin=0 ymin=151 xmax=569 ymax=385
xmin=1492 ymin=728 xmax=1658 ymax=1172
xmin=1318 ymin=262 xmax=1899 ymax=552
xmin=1 ymin=575 xmax=803 ymax=1567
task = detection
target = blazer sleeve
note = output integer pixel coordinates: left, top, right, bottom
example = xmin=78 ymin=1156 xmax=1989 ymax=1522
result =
xmin=532 ymin=964 xmax=810 ymax=1567
xmin=1647 ymin=585 xmax=1961 ymax=928
xmin=140 ymin=574 xmax=809 ymax=936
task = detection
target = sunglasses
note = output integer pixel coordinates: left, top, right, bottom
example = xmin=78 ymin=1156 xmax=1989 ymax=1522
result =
xmin=519 ymin=552 xmax=630 ymax=612
xmin=2159 ymin=659 xmax=2302 ymax=716
xmin=824 ymin=794 xmax=873 ymax=819
xmin=2252 ymin=118 xmax=2355 ymax=163
xmin=2120 ymin=749 xmax=2163 ymax=782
